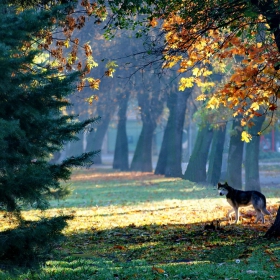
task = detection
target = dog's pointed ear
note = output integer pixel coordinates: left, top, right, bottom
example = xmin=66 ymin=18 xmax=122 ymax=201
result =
xmin=225 ymin=182 xmax=228 ymax=186
xmin=217 ymin=182 xmax=221 ymax=188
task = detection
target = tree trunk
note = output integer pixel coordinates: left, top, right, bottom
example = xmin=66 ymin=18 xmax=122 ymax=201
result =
xmin=245 ymin=114 xmax=265 ymax=191
xmin=113 ymin=92 xmax=130 ymax=171
xmin=264 ymin=207 xmax=280 ymax=238
xmin=86 ymin=107 xmax=116 ymax=164
xmin=154 ymin=124 xmax=169 ymax=175
xmin=155 ymin=89 xmax=191 ymax=177
xmin=183 ymin=123 xmax=213 ymax=182
xmin=130 ymin=89 xmax=164 ymax=172
xmin=207 ymin=124 xmax=227 ymax=185
xmin=130 ymin=124 xmax=155 ymax=171
xmin=226 ymin=118 xmax=244 ymax=189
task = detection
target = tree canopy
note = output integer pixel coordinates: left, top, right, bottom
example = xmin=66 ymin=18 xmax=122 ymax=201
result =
xmin=94 ymin=0 xmax=280 ymax=140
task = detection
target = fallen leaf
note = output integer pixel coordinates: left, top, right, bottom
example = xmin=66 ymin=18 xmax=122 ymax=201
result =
xmin=113 ymin=245 xmax=126 ymax=250
xmin=152 ymin=266 xmax=165 ymax=274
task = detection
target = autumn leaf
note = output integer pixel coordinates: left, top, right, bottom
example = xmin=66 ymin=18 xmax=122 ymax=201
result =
xmin=150 ymin=18 xmax=158 ymax=27
xmin=251 ymin=102 xmax=259 ymax=111
xmin=192 ymin=67 xmax=200 ymax=77
xmin=241 ymin=131 xmax=252 ymax=143
xmin=113 ymin=245 xmax=126 ymax=250
xmin=85 ymin=95 xmax=98 ymax=105
xmin=269 ymin=104 xmax=277 ymax=111
xmin=152 ymin=266 xmax=165 ymax=274
xmin=179 ymin=77 xmax=194 ymax=90
xmin=87 ymin=77 xmax=100 ymax=90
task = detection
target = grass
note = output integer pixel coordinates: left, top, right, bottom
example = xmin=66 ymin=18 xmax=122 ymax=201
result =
xmin=1 ymin=167 xmax=280 ymax=279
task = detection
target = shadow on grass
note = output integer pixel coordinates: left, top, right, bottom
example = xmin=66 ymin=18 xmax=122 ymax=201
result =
xmin=53 ymin=222 xmax=279 ymax=278
xmin=2 ymin=221 xmax=280 ymax=279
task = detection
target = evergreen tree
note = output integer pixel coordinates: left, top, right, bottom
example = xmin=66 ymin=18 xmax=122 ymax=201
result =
xmin=0 ymin=1 xmax=98 ymax=266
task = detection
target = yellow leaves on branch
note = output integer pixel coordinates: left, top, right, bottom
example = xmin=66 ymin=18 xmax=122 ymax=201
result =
xmin=79 ymin=77 xmax=100 ymax=91
xmin=85 ymin=94 xmax=99 ymax=105
xmin=105 ymin=61 xmax=118 ymax=77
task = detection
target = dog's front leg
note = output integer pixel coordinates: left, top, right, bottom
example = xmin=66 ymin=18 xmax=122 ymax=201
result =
xmin=234 ymin=207 xmax=240 ymax=224
xmin=228 ymin=208 xmax=235 ymax=221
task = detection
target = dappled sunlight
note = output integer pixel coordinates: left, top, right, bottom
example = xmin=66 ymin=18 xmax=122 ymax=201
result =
xmin=1 ymin=169 xmax=279 ymax=279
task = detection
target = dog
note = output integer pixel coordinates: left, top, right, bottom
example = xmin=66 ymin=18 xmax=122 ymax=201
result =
xmin=217 ymin=182 xmax=271 ymax=224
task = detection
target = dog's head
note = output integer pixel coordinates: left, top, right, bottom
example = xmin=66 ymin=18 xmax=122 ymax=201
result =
xmin=217 ymin=182 xmax=229 ymax=196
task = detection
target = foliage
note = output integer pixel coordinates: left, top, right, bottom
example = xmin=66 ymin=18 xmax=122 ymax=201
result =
xmin=0 ymin=215 xmax=72 ymax=268
xmin=0 ymin=0 xmax=99 ymax=266
xmin=84 ymin=0 xmax=280 ymax=141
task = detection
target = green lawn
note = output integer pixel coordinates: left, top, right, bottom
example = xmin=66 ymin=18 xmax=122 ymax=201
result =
xmin=1 ymin=168 xmax=280 ymax=280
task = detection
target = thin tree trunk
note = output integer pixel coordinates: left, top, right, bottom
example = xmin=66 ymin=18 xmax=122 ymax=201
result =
xmin=154 ymin=125 xmax=169 ymax=175
xmin=207 ymin=124 xmax=227 ymax=185
xmin=226 ymin=118 xmax=244 ymax=189
xmin=245 ymin=114 xmax=266 ymax=191
xmin=183 ymin=123 xmax=213 ymax=182
xmin=86 ymin=108 xmax=115 ymax=164
xmin=113 ymin=92 xmax=130 ymax=171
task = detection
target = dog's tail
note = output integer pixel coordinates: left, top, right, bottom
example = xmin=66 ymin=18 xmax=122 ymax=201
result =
xmin=262 ymin=208 xmax=271 ymax=216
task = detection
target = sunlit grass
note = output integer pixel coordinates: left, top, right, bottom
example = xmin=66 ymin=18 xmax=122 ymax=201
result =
xmin=1 ymin=167 xmax=280 ymax=279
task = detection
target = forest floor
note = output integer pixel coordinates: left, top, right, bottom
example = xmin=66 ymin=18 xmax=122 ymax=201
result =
xmin=1 ymin=167 xmax=280 ymax=279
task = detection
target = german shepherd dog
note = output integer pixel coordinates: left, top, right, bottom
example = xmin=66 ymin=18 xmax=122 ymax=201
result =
xmin=217 ymin=182 xmax=271 ymax=223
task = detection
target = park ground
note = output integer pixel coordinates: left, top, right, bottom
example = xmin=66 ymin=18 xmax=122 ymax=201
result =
xmin=0 ymin=166 xmax=280 ymax=279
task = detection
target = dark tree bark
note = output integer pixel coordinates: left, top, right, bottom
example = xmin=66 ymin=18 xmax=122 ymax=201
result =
xmin=245 ymin=114 xmax=266 ymax=191
xmin=226 ymin=118 xmax=244 ymax=189
xmin=207 ymin=124 xmax=227 ymax=185
xmin=183 ymin=123 xmax=213 ymax=182
xmin=113 ymin=92 xmax=130 ymax=170
xmin=130 ymin=89 xmax=164 ymax=172
xmin=86 ymin=103 xmax=117 ymax=164
xmin=155 ymin=89 xmax=191 ymax=177
xmin=264 ymin=207 xmax=280 ymax=238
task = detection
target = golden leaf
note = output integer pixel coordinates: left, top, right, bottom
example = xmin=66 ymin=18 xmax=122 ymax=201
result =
xmin=150 ymin=18 xmax=158 ymax=27
xmin=192 ymin=67 xmax=200 ymax=77
xmin=241 ymin=131 xmax=252 ymax=143
xmin=179 ymin=77 xmax=194 ymax=90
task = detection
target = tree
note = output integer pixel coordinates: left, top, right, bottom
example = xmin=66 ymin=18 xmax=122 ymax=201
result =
xmin=0 ymin=1 xmax=98 ymax=266
xmin=130 ymin=81 xmax=165 ymax=172
xmin=183 ymin=123 xmax=213 ymax=182
xmin=86 ymin=98 xmax=117 ymax=164
xmin=226 ymin=118 xmax=244 ymax=189
xmin=207 ymin=124 xmax=227 ymax=185
xmin=244 ymin=114 xmax=266 ymax=191
xmin=113 ymin=91 xmax=130 ymax=170
xmin=155 ymin=86 xmax=191 ymax=177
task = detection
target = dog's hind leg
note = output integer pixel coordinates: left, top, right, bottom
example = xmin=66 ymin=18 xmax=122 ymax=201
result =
xmin=261 ymin=208 xmax=271 ymax=223
xmin=255 ymin=210 xmax=264 ymax=223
